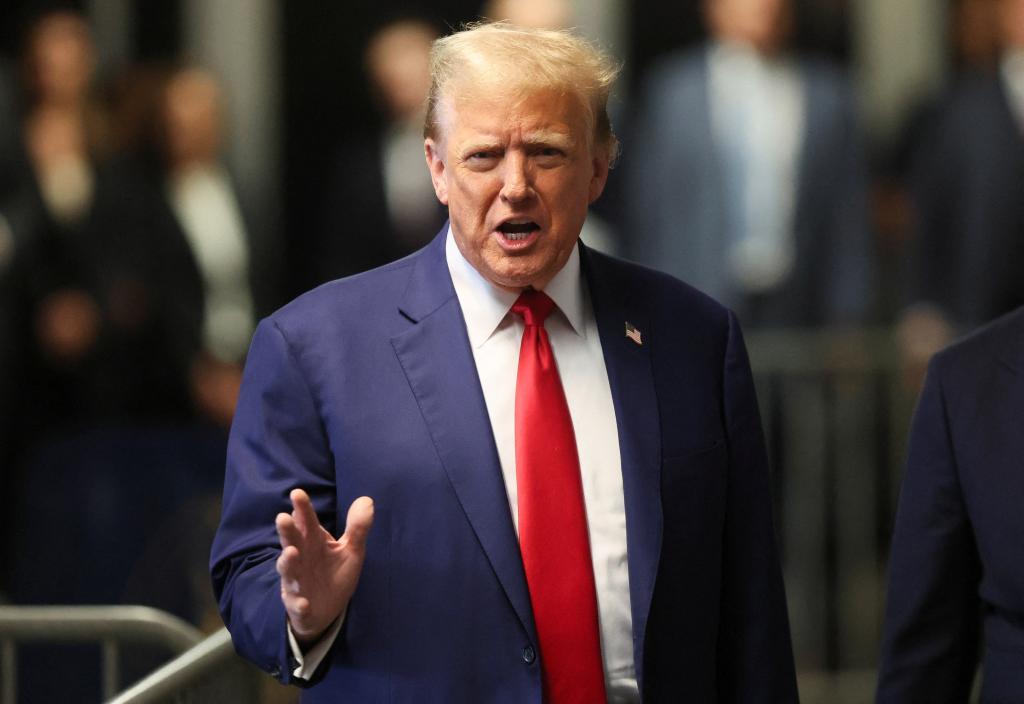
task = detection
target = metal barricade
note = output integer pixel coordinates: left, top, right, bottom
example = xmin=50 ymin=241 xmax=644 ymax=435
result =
xmin=102 ymin=626 xmax=283 ymax=704
xmin=746 ymin=327 xmax=915 ymax=702
xmin=0 ymin=605 xmax=202 ymax=703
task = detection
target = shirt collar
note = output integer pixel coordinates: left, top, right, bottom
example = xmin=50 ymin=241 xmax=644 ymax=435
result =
xmin=445 ymin=226 xmax=586 ymax=348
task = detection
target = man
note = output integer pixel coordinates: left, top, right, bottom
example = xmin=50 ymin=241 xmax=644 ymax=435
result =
xmin=899 ymin=0 xmax=1024 ymax=363
xmin=211 ymin=23 xmax=796 ymax=702
xmin=877 ymin=306 xmax=1024 ymax=702
xmin=313 ymin=17 xmax=446 ymax=286
xmin=624 ymin=0 xmax=871 ymax=328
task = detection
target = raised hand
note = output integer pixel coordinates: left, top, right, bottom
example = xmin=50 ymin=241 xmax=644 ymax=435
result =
xmin=275 ymin=488 xmax=374 ymax=647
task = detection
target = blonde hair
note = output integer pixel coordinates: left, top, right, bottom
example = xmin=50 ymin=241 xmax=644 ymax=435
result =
xmin=424 ymin=22 xmax=620 ymax=162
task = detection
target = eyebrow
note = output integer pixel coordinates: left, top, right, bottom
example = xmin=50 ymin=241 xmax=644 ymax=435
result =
xmin=460 ymin=129 xmax=576 ymax=152
xmin=523 ymin=130 xmax=576 ymax=149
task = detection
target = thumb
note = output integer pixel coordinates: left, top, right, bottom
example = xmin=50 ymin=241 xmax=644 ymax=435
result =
xmin=343 ymin=496 xmax=375 ymax=551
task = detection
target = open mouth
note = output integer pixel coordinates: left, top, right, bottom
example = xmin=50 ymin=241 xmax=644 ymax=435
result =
xmin=497 ymin=220 xmax=540 ymax=242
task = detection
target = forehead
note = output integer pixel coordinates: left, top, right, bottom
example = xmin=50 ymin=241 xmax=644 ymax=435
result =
xmin=439 ymin=83 xmax=589 ymax=142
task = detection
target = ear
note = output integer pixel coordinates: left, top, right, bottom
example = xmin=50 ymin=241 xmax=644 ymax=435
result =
xmin=587 ymin=152 xmax=610 ymax=204
xmin=424 ymin=138 xmax=449 ymax=206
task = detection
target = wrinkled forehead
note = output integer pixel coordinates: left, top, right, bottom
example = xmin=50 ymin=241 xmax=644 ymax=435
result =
xmin=433 ymin=76 xmax=591 ymax=143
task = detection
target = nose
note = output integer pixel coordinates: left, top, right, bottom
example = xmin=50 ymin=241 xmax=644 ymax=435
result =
xmin=499 ymin=152 xmax=533 ymax=204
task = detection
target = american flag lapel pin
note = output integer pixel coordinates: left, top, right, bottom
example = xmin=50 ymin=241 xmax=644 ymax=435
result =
xmin=625 ymin=321 xmax=643 ymax=346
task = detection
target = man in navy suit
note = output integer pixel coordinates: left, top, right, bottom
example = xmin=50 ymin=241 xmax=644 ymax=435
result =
xmin=211 ymin=22 xmax=797 ymax=702
xmin=878 ymin=306 xmax=1024 ymax=702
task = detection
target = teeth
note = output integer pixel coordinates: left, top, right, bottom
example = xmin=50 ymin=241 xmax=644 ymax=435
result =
xmin=498 ymin=219 xmax=539 ymax=237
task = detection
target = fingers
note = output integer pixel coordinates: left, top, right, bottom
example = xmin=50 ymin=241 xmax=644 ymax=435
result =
xmin=279 ymin=575 xmax=311 ymax=630
xmin=289 ymin=488 xmax=319 ymax=534
xmin=275 ymin=512 xmax=302 ymax=549
xmin=342 ymin=496 xmax=375 ymax=551
xmin=279 ymin=489 xmax=375 ymax=555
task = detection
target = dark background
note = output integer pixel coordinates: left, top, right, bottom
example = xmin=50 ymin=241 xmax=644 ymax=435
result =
xmin=0 ymin=0 xmax=852 ymax=297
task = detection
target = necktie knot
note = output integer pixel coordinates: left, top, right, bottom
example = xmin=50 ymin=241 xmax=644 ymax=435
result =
xmin=512 ymin=289 xmax=555 ymax=327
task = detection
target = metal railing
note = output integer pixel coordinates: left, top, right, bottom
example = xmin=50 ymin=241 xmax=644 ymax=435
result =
xmin=108 ymin=627 xmax=240 ymax=704
xmin=0 ymin=605 xmax=203 ymax=703
xmin=747 ymin=327 xmax=913 ymax=695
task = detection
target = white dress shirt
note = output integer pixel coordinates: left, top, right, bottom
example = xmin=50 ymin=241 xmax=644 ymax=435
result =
xmin=1001 ymin=49 xmax=1024 ymax=132
xmin=293 ymin=228 xmax=637 ymax=700
xmin=167 ymin=164 xmax=255 ymax=362
xmin=709 ymin=40 xmax=804 ymax=294
xmin=382 ymin=114 xmax=441 ymax=246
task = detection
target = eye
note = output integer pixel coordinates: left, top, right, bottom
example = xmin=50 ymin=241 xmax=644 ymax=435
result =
xmin=463 ymin=150 xmax=500 ymax=169
xmin=532 ymin=145 xmax=568 ymax=164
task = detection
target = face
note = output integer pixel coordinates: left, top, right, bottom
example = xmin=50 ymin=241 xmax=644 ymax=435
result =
xmin=27 ymin=13 xmax=95 ymax=105
xmin=1000 ymin=0 xmax=1024 ymax=49
xmin=706 ymin=0 xmax=793 ymax=55
xmin=163 ymin=70 xmax=223 ymax=167
xmin=366 ymin=22 xmax=435 ymax=121
xmin=424 ymin=86 xmax=609 ymax=291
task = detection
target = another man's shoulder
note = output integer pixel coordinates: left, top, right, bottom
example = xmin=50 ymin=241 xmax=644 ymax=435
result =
xmin=929 ymin=306 xmax=1024 ymax=385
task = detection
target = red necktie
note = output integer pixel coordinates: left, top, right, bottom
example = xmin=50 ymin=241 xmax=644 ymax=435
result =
xmin=512 ymin=289 xmax=607 ymax=704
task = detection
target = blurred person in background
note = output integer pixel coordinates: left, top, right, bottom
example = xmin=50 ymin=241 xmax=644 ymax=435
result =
xmin=483 ymin=0 xmax=570 ymax=28
xmin=11 ymin=9 xmax=110 ymax=234
xmin=312 ymin=17 xmax=445 ymax=286
xmin=4 ymin=61 xmax=273 ymax=699
xmin=481 ymin=0 xmax=621 ymax=256
xmin=953 ymin=0 xmax=1004 ymax=70
xmin=898 ymin=0 xmax=1024 ymax=377
xmin=874 ymin=0 xmax=1003 ymax=345
xmin=0 ymin=9 xmax=114 ymax=487
xmin=148 ymin=64 xmax=275 ymax=427
xmin=623 ymin=0 xmax=872 ymax=329
xmin=5 ymin=59 xmax=269 ymax=443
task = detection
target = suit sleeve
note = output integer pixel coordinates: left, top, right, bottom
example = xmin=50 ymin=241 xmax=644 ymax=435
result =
xmin=209 ymin=317 xmax=338 ymax=686
xmin=716 ymin=310 xmax=799 ymax=702
xmin=876 ymin=359 xmax=981 ymax=703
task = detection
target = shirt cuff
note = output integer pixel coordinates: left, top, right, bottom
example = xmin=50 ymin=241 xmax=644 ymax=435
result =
xmin=287 ymin=611 xmax=345 ymax=680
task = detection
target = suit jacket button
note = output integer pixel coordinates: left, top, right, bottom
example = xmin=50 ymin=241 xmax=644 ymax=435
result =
xmin=522 ymin=645 xmax=536 ymax=664
xmin=270 ymin=665 xmax=281 ymax=678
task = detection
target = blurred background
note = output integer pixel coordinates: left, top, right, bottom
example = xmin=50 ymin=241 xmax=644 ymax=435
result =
xmin=0 ymin=0 xmax=1017 ymax=701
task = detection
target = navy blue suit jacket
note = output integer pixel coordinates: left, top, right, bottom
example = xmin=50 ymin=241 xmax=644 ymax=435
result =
xmin=878 ymin=307 xmax=1024 ymax=703
xmin=210 ymin=228 xmax=797 ymax=702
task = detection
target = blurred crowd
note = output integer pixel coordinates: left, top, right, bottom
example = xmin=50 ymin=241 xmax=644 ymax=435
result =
xmin=2 ymin=0 xmax=1024 ymax=690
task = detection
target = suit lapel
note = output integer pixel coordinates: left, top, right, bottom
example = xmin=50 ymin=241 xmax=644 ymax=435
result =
xmin=390 ymin=230 xmax=537 ymax=642
xmin=581 ymin=246 xmax=663 ymax=685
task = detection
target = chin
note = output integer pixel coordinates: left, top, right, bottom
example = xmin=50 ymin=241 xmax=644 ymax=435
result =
xmin=486 ymin=265 xmax=543 ymax=290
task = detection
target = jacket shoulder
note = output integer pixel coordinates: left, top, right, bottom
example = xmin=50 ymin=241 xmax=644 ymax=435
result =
xmin=929 ymin=306 xmax=1024 ymax=389
xmin=265 ymin=251 xmax=422 ymax=342
xmin=584 ymin=247 xmax=732 ymax=334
